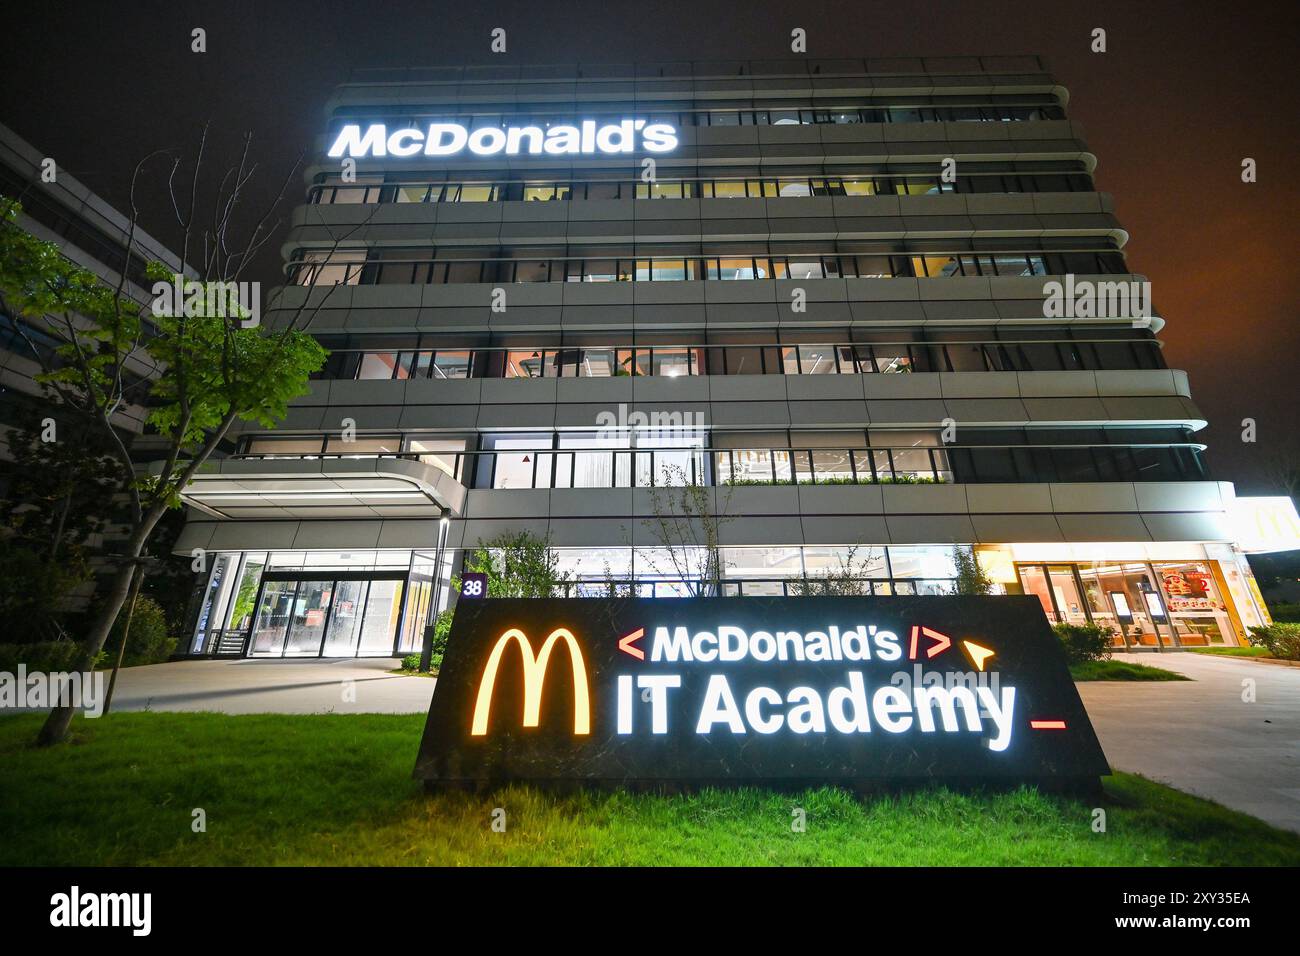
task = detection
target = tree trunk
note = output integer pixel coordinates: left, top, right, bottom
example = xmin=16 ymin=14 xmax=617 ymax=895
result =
xmin=36 ymin=545 xmax=141 ymax=746
xmin=103 ymin=566 xmax=144 ymax=714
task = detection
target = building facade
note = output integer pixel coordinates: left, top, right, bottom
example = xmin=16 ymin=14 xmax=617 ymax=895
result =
xmin=0 ymin=122 xmax=179 ymax=612
xmin=173 ymin=55 xmax=1275 ymax=659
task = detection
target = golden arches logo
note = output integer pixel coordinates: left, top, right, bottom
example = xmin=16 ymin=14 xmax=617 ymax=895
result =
xmin=470 ymin=628 xmax=591 ymax=736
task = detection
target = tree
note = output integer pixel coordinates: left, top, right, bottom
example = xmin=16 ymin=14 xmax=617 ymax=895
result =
xmin=952 ymin=546 xmax=995 ymax=595
xmin=638 ymin=464 xmax=734 ymax=596
xmin=0 ymin=407 xmax=122 ymax=639
xmin=789 ymin=546 xmax=884 ymax=596
xmin=0 ymin=131 xmax=370 ymax=745
xmin=457 ymin=530 xmax=572 ymax=598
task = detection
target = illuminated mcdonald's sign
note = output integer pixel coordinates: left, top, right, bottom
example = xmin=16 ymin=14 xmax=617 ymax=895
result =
xmin=470 ymin=627 xmax=590 ymax=736
xmin=415 ymin=596 xmax=1109 ymax=790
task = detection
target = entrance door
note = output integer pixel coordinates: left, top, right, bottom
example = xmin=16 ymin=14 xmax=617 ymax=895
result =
xmin=247 ymin=572 xmax=408 ymax=658
xmin=322 ymin=579 xmax=368 ymax=656
xmin=283 ymin=580 xmax=335 ymax=657
xmin=249 ymin=579 xmax=297 ymax=656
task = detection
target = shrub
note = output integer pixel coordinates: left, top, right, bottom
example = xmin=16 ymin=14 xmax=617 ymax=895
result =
xmin=1247 ymin=622 xmax=1300 ymax=661
xmin=398 ymin=609 xmax=455 ymax=671
xmin=102 ymin=596 xmax=176 ymax=666
xmin=0 ymin=641 xmax=106 ymax=673
xmin=428 ymin=607 xmax=455 ymax=669
xmin=1052 ymin=622 xmax=1114 ymax=665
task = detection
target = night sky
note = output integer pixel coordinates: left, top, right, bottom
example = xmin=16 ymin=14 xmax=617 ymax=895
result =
xmin=2 ymin=0 xmax=1296 ymax=490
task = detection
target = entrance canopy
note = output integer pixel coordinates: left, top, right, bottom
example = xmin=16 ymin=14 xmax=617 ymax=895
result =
xmin=168 ymin=457 xmax=466 ymax=520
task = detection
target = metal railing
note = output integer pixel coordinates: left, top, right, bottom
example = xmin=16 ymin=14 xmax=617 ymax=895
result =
xmin=342 ymin=56 xmax=1050 ymax=86
xmin=232 ymin=440 xmax=1208 ymax=489
xmin=318 ymin=336 xmax=1165 ymax=381
xmin=308 ymin=169 xmax=1091 ymax=205
xmin=288 ymin=249 xmax=1137 ymax=287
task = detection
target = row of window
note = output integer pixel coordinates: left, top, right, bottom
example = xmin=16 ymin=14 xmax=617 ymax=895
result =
xmin=309 ymin=171 xmax=1094 ymax=204
xmin=318 ymin=336 xmax=1165 ymax=381
xmin=339 ymin=104 xmax=1063 ymax=135
xmin=0 ymin=180 xmax=155 ymax=292
xmin=237 ymin=434 xmax=1206 ymax=488
xmin=460 ymin=446 xmax=1205 ymax=488
xmin=292 ymin=249 xmax=1127 ymax=286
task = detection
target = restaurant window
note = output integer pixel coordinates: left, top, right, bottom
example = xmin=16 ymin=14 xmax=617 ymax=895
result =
xmin=1154 ymin=562 xmax=1233 ymax=645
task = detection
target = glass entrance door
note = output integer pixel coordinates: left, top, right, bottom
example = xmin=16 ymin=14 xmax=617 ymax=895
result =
xmin=249 ymin=579 xmax=297 ymax=656
xmin=247 ymin=573 xmax=407 ymax=658
xmin=283 ymin=580 xmax=335 ymax=657
xmin=321 ymin=579 xmax=368 ymax=656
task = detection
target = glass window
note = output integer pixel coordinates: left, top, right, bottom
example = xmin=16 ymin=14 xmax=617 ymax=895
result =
xmin=716 ymin=257 xmax=757 ymax=279
xmin=798 ymin=345 xmax=838 ymax=374
xmin=724 ymin=346 xmax=764 ymax=374
xmin=722 ymin=546 xmax=803 ymax=579
xmin=523 ymin=184 xmax=563 ymax=201
xmin=358 ymin=353 xmax=398 ymax=380
xmin=445 ymin=260 xmax=483 ymax=283
xmin=505 ymin=350 xmax=545 ymax=378
xmin=810 ymin=448 xmax=854 ymax=482
xmin=888 ymin=546 xmax=957 ymax=580
xmin=710 ymin=181 xmax=748 ymax=198
xmin=650 ymin=259 xmax=688 ymax=281
xmin=392 ymin=352 xmax=415 ymax=380
xmin=584 ymin=181 xmax=622 ymax=200
xmin=514 ymin=260 xmax=550 ymax=282
xmin=324 ymin=436 xmax=401 ymax=457
xmin=577 ymin=348 xmax=618 ymax=377
xmin=457 ymin=184 xmax=496 ymax=202
xmin=244 ymin=437 xmax=325 ymax=458
xmin=406 ymin=438 xmax=466 ymax=478
xmin=584 ymin=260 xmax=620 ymax=282
xmin=841 ymin=179 xmax=877 ymax=197
xmin=651 ymin=347 xmax=693 ymax=377
xmin=729 ymin=449 xmax=774 ymax=483
xmin=482 ymin=435 xmax=551 ymax=489
xmin=1155 ymin=561 xmax=1232 ymax=646
xmin=912 ymin=255 xmax=960 ymax=278
xmin=431 ymin=350 xmax=472 ymax=379
xmin=357 ymin=580 xmax=404 ymax=655
xmin=785 ymin=258 xmax=824 ymax=280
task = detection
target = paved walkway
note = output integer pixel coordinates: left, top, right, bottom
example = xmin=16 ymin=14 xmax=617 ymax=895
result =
xmin=99 ymin=658 xmax=435 ymax=715
xmin=1078 ymin=652 xmax=1300 ymax=833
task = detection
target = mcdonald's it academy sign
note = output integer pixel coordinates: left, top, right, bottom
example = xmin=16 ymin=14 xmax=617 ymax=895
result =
xmin=414 ymin=596 xmax=1109 ymax=788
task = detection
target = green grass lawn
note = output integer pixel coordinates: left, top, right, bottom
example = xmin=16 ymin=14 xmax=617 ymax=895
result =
xmin=1070 ymin=660 xmax=1190 ymax=681
xmin=2 ymin=712 xmax=1296 ymax=866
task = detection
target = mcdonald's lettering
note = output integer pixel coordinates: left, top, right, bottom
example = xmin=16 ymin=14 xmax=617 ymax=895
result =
xmin=470 ymin=627 xmax=591 ymax=736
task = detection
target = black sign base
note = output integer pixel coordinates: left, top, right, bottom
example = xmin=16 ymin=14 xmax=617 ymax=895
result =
xmin=414 ymin=596 xmax=1109 ymax=790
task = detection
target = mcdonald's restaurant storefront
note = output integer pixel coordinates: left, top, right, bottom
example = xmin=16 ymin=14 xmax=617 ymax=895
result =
xmin=1000 ymin=544 xmax=1268 ymax=650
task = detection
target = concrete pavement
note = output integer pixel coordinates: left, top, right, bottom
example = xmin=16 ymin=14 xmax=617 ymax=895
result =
xmin=1078 ymin=652 xmax=1300 ymax=833
xmin=97 ymin=658 xmax=436 ymax=715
